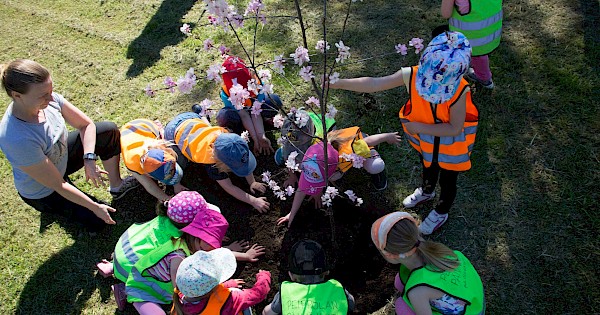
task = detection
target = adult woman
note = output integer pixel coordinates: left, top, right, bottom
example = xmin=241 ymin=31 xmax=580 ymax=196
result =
xmin=0 ymin=59 xmax=138 ymax=232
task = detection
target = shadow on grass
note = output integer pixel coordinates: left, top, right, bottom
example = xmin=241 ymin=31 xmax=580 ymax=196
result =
xmin=126 ymin=0 xmax=196 ymax=77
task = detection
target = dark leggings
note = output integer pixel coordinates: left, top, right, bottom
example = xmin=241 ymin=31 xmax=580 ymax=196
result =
xmin=421 ymin=160 xmax=459 ymax=215
xmin=20 ymin=121 xmax=121 ymax=232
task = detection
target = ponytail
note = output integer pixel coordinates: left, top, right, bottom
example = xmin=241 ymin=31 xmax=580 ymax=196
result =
xmin=170 ymin=287 xmax=184 ymax=315
xmin=385 ymin=219 xmax=459 ymax=272
xmin=327 ymin=129 xmax=354 ymax=151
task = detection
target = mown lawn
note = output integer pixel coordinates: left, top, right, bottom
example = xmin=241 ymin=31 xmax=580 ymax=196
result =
xmin=0 ymin=0 xmax=598 ymax=314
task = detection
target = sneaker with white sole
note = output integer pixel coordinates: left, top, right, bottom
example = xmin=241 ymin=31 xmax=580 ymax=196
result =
xmin=110 ymin=175 xmax=140 ymax=200
xmin=402 ymin=187 xmax=435 ymax=208
xmin=419 ymin=210 xmax=448 ymax=235
xmin=465 ymin=68 xmax=494 ymax=89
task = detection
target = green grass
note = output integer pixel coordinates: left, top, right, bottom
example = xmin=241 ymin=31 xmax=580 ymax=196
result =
xmin=0 ymin=0 xmax=599 ymax=314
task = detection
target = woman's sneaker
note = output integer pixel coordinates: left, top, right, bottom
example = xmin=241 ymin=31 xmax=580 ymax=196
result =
xmin=419 ymin=210 xmax=448 ymax=235
xmin=110 ymin=175 xmax=140 ymax=200
xmin=402 ymin=187 xmax=435 ymax=208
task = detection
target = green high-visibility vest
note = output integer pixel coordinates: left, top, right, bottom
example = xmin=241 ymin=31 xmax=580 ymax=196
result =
xmin=400 ymin=251 xmax=485 ymax=315
xmin=113 ymin=216 xmax=190 ymax=304
xmin=308 ymin=112 xmax=336 ymax=139
xmin=281 ymin=279 xmax=348 ymax=314
xmin=449 ymin=0 xmax=502 ymax=56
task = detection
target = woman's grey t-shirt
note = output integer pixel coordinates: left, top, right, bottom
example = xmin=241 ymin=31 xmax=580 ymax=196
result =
xmin=0 ymin=92 xmax=68 ymax=199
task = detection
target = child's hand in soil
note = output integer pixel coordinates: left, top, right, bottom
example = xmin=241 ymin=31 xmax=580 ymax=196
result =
xmin=244 ymin=244 xmax=266 ymax=262
xmin=251 ymin=196 xmax=270 ymax=213
xmin=226 ymin=240 xmax=250 ymax=252
xmin=277 ymin=213 xmax=292 ymax=227
xmin=250 ymin=181 xmax=267 ymax=194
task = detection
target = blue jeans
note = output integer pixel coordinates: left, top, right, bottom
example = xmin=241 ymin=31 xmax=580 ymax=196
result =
xmin=164 ymin=112 xmax=201 ymax=169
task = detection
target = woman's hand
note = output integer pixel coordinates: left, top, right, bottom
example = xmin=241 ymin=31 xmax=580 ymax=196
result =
xmin=84 ymin=160 xmax=108 ymax=187
xmin=91 ymin=203 xmax=116 ymax=224
xmin=250 ymin=196 xmax=270 ymax=213
xmin=250 ymin=181 xmax=267 ymax=194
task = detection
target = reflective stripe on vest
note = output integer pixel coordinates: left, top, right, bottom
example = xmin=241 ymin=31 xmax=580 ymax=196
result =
xmin=113 ymin=216 xmax=188 ymax=303
xmin=398 ymin=66 xmax=478 ymax=171
xmin=281 ymin=279 xmax=348 ymax=315
xmin=449 ymin=0 xmax=502 ymax=56
xmin=174 ymin=118 xmax=227 ymax=164
xmin=399 ymin=251 xmax=485 ymax=315
xmin=120 ymin=119 xmax=161 ymax=174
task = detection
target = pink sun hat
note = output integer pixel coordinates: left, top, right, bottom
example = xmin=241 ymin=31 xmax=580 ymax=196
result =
xmin=167 ymin=191 xmax=208 ymax=225
xmin=298 ymin=142 xmax=339 ymax=196
xmin=181 ymin=204 xmax=229 ymax=249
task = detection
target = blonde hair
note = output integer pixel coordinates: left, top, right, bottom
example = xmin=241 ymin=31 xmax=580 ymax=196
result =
xmin=0 ymin=59 xmax=50 ymax=97
xmin=327 ymin=129 xmax=354 ymax=151
xmin=171 ymin=286 xmax=216 ymax=315
xmin=386 ymin=219 xmax=459 ymax=272
xmin=147 ymin=139 xmax=178 ymax=159
xmin=213 ymin=159 xmax=232 ymax=174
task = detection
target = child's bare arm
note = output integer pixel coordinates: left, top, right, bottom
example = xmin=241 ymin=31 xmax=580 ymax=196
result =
xmin=277 ymin=190 xmax=306 ymax=227
xmin=329 ymin=69 xmax=406 ymax=93
xmin=134 ymin=173 xmax=171 ymax=202
xmin=363 ymin=132 xmax=402 ymax=147
xmin=441 ymin=0 xmax=454 ymax=18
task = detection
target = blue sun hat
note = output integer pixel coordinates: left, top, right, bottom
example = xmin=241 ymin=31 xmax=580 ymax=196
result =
xmin=416 ymin=31 xmax=471 ymax=104
xmin=214 ymin=133 xmax=257 ymax=177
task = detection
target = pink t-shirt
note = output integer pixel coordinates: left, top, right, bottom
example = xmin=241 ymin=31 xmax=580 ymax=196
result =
xmin=455 ymin=0 xmax=470 ymax=14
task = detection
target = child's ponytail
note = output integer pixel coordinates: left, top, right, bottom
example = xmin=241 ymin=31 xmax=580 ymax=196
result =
xmin=386 ymin=219 xmax=459 ymax=272
xmin=416 ymin=239 xmax=459 ymax=272
xmin=170 ymin=287 xmax=185 ymax=315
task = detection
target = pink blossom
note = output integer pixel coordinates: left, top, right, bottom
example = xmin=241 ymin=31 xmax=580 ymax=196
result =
xmin=176 ymin=68 xmax=197 ymax=94
xmin=273 ymin=114 xmax=285 ymax=128
xmin=355 ymin=198 xmax=363 ymax=206
xmin=241 ymin=130 xmax=250 ymax=143
xmin=247 ymin=79 xmax=259 ymax=95
xmin=259 ymin=83 xmax=274 ymax=95
xmin=228 ymin=83 xmax=250 ymax=109
xmin=285 ymin=186 xmax=295 ymax=196
xmin=325 ymin=104 xmax=338 ymax=119
xmin=294 ymin=110 xmax=309 ymax=128
xmin=299 ymin=66 xmax=314 ymax=82
xmin=203 ymin=39 xmax=214 ymax=51
xmin=315 ymin=40 xmax=330 ymax=53
xmin=163 ymin=76 xmax=176 ymax=93
xmin=218 ymin=44 xmax=230 ymax=56
xmin=275 ymin=190 xmax=286 ymax=200
xmin=290 ymin=46 xmax=310 ymax=66
xmin=335 ymin=41 xmax=351 ymax=63
xmin=344 ymin=190 xmax=357 ymax=202
xmin=258 ymin=14 xmax=267 ymax=25
xmin=258 ymin=69 xmax=272 ymax=82
xmin=207 ymin=64 xmax=225 ymax=82
xmin=198 ymin=99 xmax=214 ymax=116
xmin=273 ymin=54 xmax=286 ymax=74
xmin=395 ymin=43 xmax=408 ymax=55
xmin=328 ymin=72 xmax=340 ymax=85
xmin=230 ymin=14 xmax=245 ymax=28
xmin=305 ymin=96 xmax=319 ymax=107
xmin=180 ymin=23 xmax=192 ymax=36
xmin=286 ymin=152 xmax=300 ymax=171
xmin=244 ymin=0 xmax=264 ymax=15
xmin=409 ymin=38 xmax=424 ymax=54
xmin=144 ymin=84 xmax=155 ymax=97
xmin=251 ymin=100 xmax=263 ymax=116
xmin=261 ymin=171 xmax=271 ymax=182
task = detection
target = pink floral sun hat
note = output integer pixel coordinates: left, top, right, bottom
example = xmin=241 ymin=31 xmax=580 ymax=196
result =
xmin=167 ymin=191 xmax=208 ymax=225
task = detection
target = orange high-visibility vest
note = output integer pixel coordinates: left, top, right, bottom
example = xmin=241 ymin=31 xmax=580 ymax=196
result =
xmin=336 ymin=126 xmax=371 ymax=173
xmin=174 ymin=118 xmax=228 ymax=164
xmin=120 ymin=119 xmax=161 ymax=174
xmin=199 ymin=284 xmax=242 ymax=315
xmin=399 ymin=66 xmax=478 ymax=171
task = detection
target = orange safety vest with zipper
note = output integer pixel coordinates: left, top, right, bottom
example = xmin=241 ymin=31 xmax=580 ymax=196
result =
xmin=399 ymin=66 xmax=478 ymax=171
xmin=120 ymin=119 xmax=162 ymax=174
xmin=174 ymin=118 xmax=228 ymax=164
xmin=335 ymin=126 xmax=372 ymax=173
xmin=196 ymin=284 xmax=242 ymax=315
